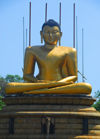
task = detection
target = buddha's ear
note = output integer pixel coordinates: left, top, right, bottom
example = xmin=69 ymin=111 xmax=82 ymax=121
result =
xmin=40 ymin=31 xmax=43 ymax=43
xmin=59 ymin=32 xmax=62 ymax=46
xmin=40 ymin=31 xmax=43 ymax=37
xmin=60 ymin=32 xmax=62 ymax=37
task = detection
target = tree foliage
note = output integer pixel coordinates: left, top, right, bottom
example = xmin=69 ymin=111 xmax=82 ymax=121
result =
xmin=92 ymin=90 xmax=100 ymax=112
xmin=5 ymin=74 xmax=24 ymax=83
xmin=0 ymin=95 xmax=5 ymax=110
xmin=0 ymin=74 xmax=24 ymax=110
xmin=0 ymin=76 xmax=7 ymax=97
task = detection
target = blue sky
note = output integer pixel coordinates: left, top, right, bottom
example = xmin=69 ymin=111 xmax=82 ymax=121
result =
xmin=1 ymin=0 xmax=100 ymax=97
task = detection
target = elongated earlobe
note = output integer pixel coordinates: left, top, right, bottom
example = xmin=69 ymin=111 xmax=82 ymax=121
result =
xmin=41 ymin=36 xmax=43 ymax=43
xmin=59 ymin=39 xmax=61 ymax=46
xmin=59 ymin=32 xmax=62 ymax=46
xmin=40 ymin=31 xmax=43 ymax=43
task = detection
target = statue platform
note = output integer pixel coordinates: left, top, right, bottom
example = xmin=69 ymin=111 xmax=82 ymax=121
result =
xmin=0 ymin=94 xmax=100 ymax=139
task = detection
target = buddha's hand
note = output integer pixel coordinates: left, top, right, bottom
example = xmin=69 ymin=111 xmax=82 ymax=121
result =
xmin=58 ymin=76 xmax=77 ymax=83
xmin=58 ymin=80 xmax=73 ymax=84
xmin=37 ymin=80 xmax=56 ymax=83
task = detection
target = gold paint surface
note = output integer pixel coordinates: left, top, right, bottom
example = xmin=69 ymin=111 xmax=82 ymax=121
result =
xmin=23 ymin=45 xmax=77 ymax=82
xmin=5 ymin=24 xmax=92 ymax=95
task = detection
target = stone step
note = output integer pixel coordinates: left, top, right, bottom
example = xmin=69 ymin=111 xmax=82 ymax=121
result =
xmin=2 ymin=95 xmax=96 ymax=105
xmin=0 ymin=135 xmax=100 ymax=139
xmin=0 ymin=111 xmax=100 ymax=118
xmin=1 ymin=105 xmax=96 ymax=112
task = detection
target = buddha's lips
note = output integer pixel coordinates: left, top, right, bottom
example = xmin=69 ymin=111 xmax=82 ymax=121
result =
xmin=48 ymin=37 xmax=53 ymax=41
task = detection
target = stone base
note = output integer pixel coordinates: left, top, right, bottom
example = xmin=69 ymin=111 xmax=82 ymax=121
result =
xmin=0 ymin=95 xmax=100 ymax=139
xmin=0 ymin=135 xmax=100 ymax=139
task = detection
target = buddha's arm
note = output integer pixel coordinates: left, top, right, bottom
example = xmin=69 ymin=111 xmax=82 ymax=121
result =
xmin=23 ymin=47 xmax=38 ymax=83
xmin=23 ymin=47 xmax=56 ymax=83
xmin=58 ymin=49 xmax=77 ymax=83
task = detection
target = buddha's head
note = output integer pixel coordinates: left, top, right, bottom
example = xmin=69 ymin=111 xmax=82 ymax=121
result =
xmin=40 ymin=19 xmax=62 ymax=45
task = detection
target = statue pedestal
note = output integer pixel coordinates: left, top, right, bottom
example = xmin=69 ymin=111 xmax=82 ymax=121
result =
xmin=0 ymin=95 xmax=100 ymax=139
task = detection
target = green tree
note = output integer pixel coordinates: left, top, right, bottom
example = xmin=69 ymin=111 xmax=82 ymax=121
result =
xmin=0 ymin=76 xmax=7 ymax=96
xmin=92 ymin=90 xmax=100 ymax=112
xmin=0 ymin=96 xmax=5 ymax=110
xmin=5 ymin=74 xmax=24 ymax=83
xmin=0 ymin=74 xmax=24 ymax=110
xmin=0 ymin=95 xmax=5 ymax=110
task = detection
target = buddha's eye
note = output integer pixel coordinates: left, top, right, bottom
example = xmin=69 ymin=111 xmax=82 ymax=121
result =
xmin=52 ymin=30 xmax=59 ymax=33
xmin=44 ymin=30 xmax=49 ymax=33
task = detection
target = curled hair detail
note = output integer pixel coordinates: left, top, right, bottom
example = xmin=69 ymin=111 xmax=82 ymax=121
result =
xmin=42 ymin=19 xmax=61 ymax=32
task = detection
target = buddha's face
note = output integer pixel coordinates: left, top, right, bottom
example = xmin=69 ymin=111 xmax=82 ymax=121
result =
xmin=41 ymin=25 xmax=62 ymax=45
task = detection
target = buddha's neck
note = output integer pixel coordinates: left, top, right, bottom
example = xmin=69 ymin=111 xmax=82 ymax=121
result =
xmin=44 ymin=44 xmax=58 ymax=50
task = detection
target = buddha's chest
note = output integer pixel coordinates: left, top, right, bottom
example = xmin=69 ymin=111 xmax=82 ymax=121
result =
xmin=34 ymin=49 xmax=67 ymax=66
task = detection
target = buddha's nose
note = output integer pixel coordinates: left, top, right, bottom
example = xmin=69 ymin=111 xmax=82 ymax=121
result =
xmin=49 ymin=32 xmax=52 ymax=37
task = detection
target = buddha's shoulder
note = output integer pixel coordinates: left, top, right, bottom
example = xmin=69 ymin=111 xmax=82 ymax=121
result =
xmin=58 ymin=46 xmax=76 ymax=53
xmin=25 ymin=45 xmax=43 ymax=52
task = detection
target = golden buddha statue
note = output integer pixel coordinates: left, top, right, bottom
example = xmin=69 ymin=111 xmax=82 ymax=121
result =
xmin=5 ymin=19 xmax=92 ymax=95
